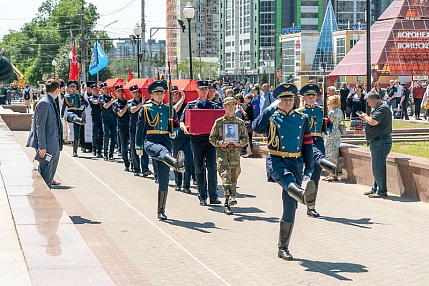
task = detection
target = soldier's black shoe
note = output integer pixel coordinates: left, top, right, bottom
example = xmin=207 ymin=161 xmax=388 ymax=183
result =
xmin=175 ymin=186 xmax=182 ymax=192
xmin=75 ymin=117 xmax=85 ymax=125
xmin=108 ymin=157 xmax=114 ymax=161
xmin=157 ymin=191 xmax=168 ymax=220
xmin=224 ymin=205 xmax=233 ymax=215
xmin=307 ymin=208 xmax=320 ymax=218
xmin=142 ymin=170 xmax=152 ymax=177
xmin=92 ymin=150 xmax=97 ymax=156
xmin=228 ymin=196 xmax=237 ymax=206
xmin=124 ymin=167 xmax=130 ymax=172
xmin=103 ymin=157 xmax=108 ymax=161
xmin=209 ymin=198 xmax=222 ymax=205
xmin=183 ymin=188 xmax=191 ymax=194
xmin=278 ymin=248 xmax=293 ymax=261
xmin=97 ymin=154 xmax=103 ymax=158
xmin=73 ymin=151 xmax=78 ymax=157
xmin=163 ymin=152 xmax=185 ymax=173
xmin=158 ymin=211 xmax=167 ymax=220
xmin=200 ymin=200 xmax=208 ymax=206
xmin=134 ymin=172 xmax=140 ymax=176
xmin=287 ymin=181 xmax=316 ymax=206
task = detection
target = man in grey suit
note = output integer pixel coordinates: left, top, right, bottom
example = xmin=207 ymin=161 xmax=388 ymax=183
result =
xmin=27 ymin=79 xmax=63 ymax=188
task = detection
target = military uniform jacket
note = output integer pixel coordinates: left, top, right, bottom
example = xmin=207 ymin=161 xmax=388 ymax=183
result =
xmin=128 ymin=98 xmax=142 ymax=130
xmin=296 ymin=104 xmax=331 ymax=151
xmin=89 ymin=94 xmax=102 ymax=121
xmin=135 ymin=100 xmax=180 ymax=150
xmin=252 ymin=105 xmax=314 ymax=176
xmin=99 ymin=94 xmax=116 ymax=119
xmin=209 ymin=115 xmax=249 ymax=149
xmin=113 ymin=98 xmax=130 ymax=128
xmin=61 ymin=93 xmax=86 ymax=117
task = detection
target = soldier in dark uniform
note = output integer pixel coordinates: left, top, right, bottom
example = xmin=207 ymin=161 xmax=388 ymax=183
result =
xmin=112 ymin=85 xmax=131 ymax=171
xmin=129 ymin=84 xmax=152 ymax=177
xmin=180 ymin=80 xmax=222 ymax=206
xmin=60 ymin=80 xmax=88 ymax=157
xmin=209 ymin=96 xmax=248 ymax=215
xmin=135 ymin=80 xmax=185 ymax=220
xmin=99 ymin=82 xmax=117 ymax=161
xmin=252 ymin=83 xmax=316 ymax=261
xmin=171 ymin=86 xmax=193 ymax=194
xmin=295 ymin=84 xmax=344 ymax=217
xmin=88 ymin=84 xmax=103 ymax=157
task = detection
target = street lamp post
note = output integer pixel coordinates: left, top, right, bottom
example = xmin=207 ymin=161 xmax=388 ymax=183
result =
xmin=183 ymin=2 xmax=195 ymax=79
xmin=51 ymin=59 xmax=57 ymax=79
xmin=133 ymin=24 xmax=143 ymax=78
xmin=266 ymin=53 xmax=271 ymax=86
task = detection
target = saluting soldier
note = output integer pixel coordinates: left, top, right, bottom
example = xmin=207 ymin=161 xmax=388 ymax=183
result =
xmin=295 ymin=84 xmax=344 ymax=218
xmin=112 ymin=85 xmax=131 ymax=171
xmin=129 ymin=84 xmax=152 ymax=177
xmin=209 ymin=96 xmax=248 ymax=215
xmin=252 ymin=83 xmax=316 ymax=261
xmin=60 ymin=80 xmax=88 ymax=157
xmin=135 ymin=80 xmax=185 ymax=220
xmin=99 ymin=82 xmax=117 ymax=161
xmin=88 ymin=84 xmax=103 ymax=157
xmin=180 ymin=80 xmax=222 ymax=206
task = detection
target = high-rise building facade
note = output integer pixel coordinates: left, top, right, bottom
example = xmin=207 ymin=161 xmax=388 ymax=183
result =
xmin=166 ymin=0 xmax=220 ymax=78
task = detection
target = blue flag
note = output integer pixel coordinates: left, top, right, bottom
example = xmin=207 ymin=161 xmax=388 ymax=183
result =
xmin=88 ymin=40 xmax=109 ymax=75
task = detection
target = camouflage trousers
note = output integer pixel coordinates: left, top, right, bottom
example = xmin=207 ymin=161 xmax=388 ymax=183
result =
xmin=216 ymin=148 xmax=241 ymax=196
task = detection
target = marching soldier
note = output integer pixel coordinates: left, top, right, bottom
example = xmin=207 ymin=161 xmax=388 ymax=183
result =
xmin=252 ymin=83 xmax=316 ymax=261
xmin=209 ymin=96 xmax=248 ymax=215
xmin=180 ymin=80 xmax=222 ymax=206
xmin=99 ymin=82 xmax=117 ymax=161
xmin=129 ymin=84 xmax=152 ymax=177
xmin=112 ymin=85 xmax=131 ymax=171
xmin=60 ymin=80 xmax=88 ymax=157
xmin=295 ymin=84 xmax=344 ymax=217
xmin=135 ymin=80 xmax=185 ymax=220
xmin=88 ymin=84 xmax=103 ymax=157
xmin=171 ymin=86 xmax=193 ymax=193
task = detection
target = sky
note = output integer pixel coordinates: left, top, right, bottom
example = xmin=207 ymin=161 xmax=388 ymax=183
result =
xmin=0 ymin=0 xmax=167 ymax=42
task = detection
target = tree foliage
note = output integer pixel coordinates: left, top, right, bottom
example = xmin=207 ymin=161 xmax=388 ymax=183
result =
xmin=177 ymin=58 xmax=219 ymax=80
xmin=0 ymin=0 xmax=107 ymax=85
xmin=260 ymin=70 xmax=268 ymax=85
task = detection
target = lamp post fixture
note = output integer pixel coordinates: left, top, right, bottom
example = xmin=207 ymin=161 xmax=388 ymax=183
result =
xmin=183 ymin=2 xmax=195 ymax=79
xmin=51 ymin=59 xmax=57 ymax=79
xmin=133 ymin=23 xmax=143 ymax=78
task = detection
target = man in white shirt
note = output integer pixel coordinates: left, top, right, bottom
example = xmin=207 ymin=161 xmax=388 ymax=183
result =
xmin=394 ymin=79 xmax=403 ymax=108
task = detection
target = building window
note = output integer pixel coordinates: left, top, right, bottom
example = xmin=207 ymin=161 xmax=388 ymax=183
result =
xmin=336 ymin=38 xmax=345 ymax=64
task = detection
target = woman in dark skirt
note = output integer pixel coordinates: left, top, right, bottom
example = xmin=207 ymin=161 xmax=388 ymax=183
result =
xmin=347 ymin=85 xmax=366 ymax=134
xmin=340 ymin=82 xmax=350 ymax=118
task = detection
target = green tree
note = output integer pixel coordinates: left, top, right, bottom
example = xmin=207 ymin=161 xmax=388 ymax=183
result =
xmin=177 ymin=59 xmax=219 ymax=79
xmin=260 ymin=70 xmax=268 ymax=85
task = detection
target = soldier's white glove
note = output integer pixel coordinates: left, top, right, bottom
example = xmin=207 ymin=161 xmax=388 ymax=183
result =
xmin=269 ymin=99 xmax=281 ymax=109
xmin=79 ymin=105 xmax=85 ymax=111
xmin=169 ymin=131 xmax=178 ymax=139
xmin=136 ymin=149 xmax=143 ymax=156
xmin=303 ymin=175 xmax=311 ymax=181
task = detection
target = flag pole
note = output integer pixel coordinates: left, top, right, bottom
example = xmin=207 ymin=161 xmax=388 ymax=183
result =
xmin=96 ymin=40 xmax=99 ymax=84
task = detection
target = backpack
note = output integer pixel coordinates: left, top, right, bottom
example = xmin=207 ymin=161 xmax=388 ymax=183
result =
xmin=24 ymin=89 xmax=30 ymax=100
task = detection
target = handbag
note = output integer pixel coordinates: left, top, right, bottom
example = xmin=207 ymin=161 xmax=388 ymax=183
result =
xmin=424 ymin=101 xmax=429 ymax=109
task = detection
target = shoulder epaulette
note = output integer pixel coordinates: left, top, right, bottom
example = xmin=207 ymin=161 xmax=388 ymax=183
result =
xmin=295 ymin=107 xmax=305 ymax=113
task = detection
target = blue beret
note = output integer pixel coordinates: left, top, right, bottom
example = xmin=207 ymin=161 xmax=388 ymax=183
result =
xmin=300 ymin=84 xmax=320 ymax=95
xmin=67 ymin=80 xmax=78 ymax=87
xmin=273 ymin=83 xmax=297 ymax=99
xmin=130 ymin=84 xmax=139 ymax=92
xmin=197 ymin=80 xmax=208 ymax=88
xmin=148 ymin=80 xmax=167 ymax=94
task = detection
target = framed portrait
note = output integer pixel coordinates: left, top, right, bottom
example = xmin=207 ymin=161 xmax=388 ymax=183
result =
xmin=223 ymin=123 xmax=239 ymax=143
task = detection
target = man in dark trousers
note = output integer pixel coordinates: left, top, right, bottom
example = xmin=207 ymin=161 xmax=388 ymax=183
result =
xmin=129 ymin=84 xmax=152 ymax=177
xmin=135 ymin=80 xmax=185 ymax=220
xmin=359 ymin=90 xmax=392 ymax=198
xmin=26 ymin=79 xmax=63 ymax=188
xmin=88 ymin=84 xmax=103 ymax=157
xmin=180 ymin=80 xmax=222 ymax=206
xmin=113 ymin=85 xmax=131 ymax=171
xmin=399 ymin=82 xmax=410 ymax=120
xmin=99 ymin=82 xmax=117 ymax=161
xmin=252 ymin=83 xmax=316 ymax=261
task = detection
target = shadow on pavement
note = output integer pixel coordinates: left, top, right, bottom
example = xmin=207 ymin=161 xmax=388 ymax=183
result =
xmin=296 ymin=258 xmax=368 ymax=281
xmin=51 ymin=185 xmax=74 ymax=190
xmin=207 ymin=206 xmax=279 ymax=223
xmin=164 ymin=219 xmax=221 ymax=233
xmin=319 ymin=216 xmax=383 ymax=229
xmin=69 ymin=216 xmax=102 ymax=225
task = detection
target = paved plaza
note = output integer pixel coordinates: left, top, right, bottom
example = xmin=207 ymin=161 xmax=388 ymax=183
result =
xmin=1 ymin=129 xmax=429 ymax=285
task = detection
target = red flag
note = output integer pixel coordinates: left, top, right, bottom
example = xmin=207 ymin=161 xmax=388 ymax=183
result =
xmin=127 ymin=68 xmax=133 ymax=81
xmin=68 ymin=43 xmax=79 ymax=81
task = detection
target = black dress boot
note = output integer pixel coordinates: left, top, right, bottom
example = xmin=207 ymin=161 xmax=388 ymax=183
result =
xmin=157 ymin=191 xmax=168 ymax=220
xmin=163 ymin=151 xmax=185 ymax=173
xmin=72 ymin=140 xmax=79 ymax=157
xmin=92 ymin=147 xmax=97 ymax=156
xmin=307 ymin=188 xmax=320 ymax=217
xmin=75 ymin=117 xmax=85 ymax=125
xmin=223 ymin=196 xmax=233 ymax=215
xmin=320 ymin=158 xmax=344 ymax=176
xmin=287 ymin=181 xmax=316 ymax=207
xmin=278 ymin=220 xmax=294 ymax=261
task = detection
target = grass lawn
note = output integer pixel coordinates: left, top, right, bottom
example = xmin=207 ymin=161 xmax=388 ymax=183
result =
xmin=390 ymin=142 xmax=429 ymax=159
xmin=344 ymin=120 xmax=428 ymax=129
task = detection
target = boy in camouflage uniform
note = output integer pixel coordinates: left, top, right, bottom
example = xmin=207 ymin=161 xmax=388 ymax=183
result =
xmin=209 ymin=96 xmax=249 ymax=215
